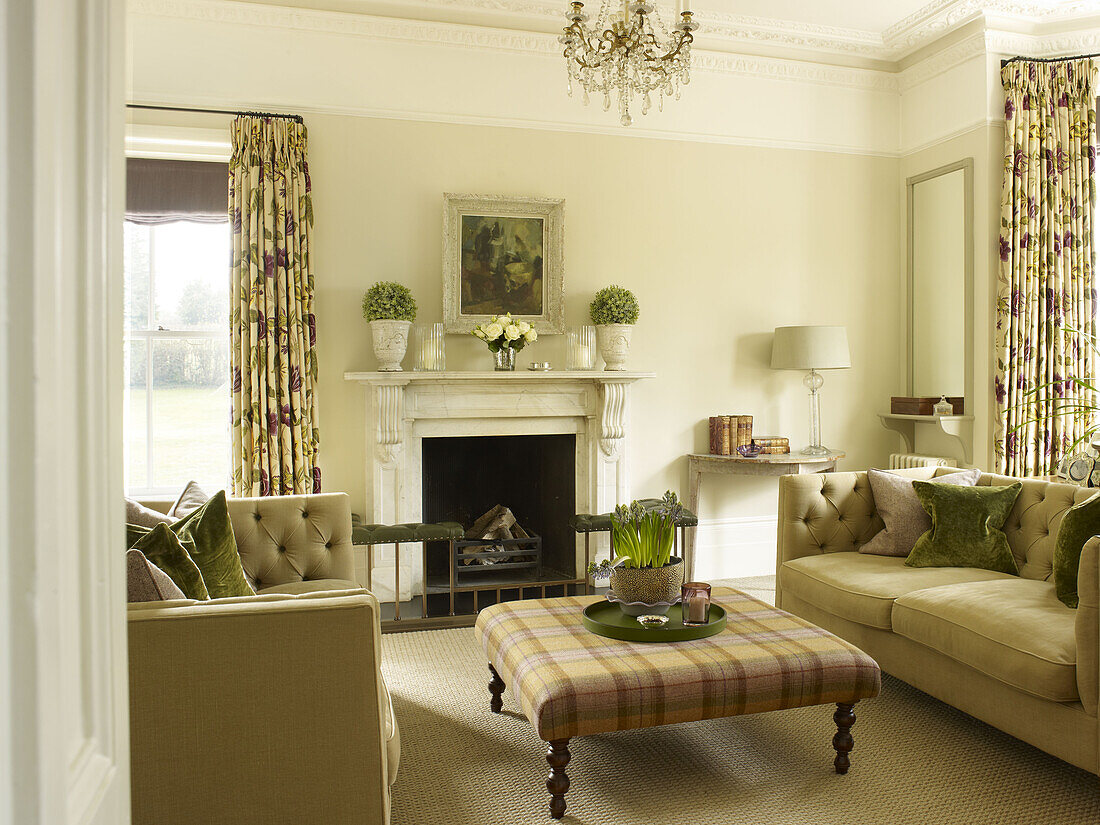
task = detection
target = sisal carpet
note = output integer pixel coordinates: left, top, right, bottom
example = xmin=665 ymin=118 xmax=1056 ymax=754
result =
xmin=380 ymin=577 xmax=1100 ymax=825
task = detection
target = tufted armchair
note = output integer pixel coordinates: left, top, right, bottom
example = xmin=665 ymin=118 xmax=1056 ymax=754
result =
xmin=775 ymin=466 xmax=1099 ymax=777
xmin=127 ymin=492 xmax=399 ymax=825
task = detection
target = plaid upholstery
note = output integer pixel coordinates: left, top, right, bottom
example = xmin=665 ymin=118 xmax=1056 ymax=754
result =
xmin=475 ymin=587 xmax=880 ymax=742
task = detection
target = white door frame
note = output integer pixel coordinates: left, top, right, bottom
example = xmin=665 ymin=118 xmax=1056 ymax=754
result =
xmin=1 ymin=2 xmax=129 ymax=824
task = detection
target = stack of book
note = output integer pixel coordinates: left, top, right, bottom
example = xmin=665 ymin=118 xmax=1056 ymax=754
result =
xmin=707 ymin=417 xmax=791 ymax=455
xmin=708 ymin=415 xmax=753 ymax=455
xmin=752 ymin=436 xmax=790 ymax=455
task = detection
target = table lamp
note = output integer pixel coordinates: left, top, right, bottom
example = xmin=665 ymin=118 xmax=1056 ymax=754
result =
xmin=771 ymin=325 xmax=851 ymax=456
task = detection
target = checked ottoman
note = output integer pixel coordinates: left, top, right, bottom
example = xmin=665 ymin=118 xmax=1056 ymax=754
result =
xmin=474 ymin=587 xmax=880 ymax=819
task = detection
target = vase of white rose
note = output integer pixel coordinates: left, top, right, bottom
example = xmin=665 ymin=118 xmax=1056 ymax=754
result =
xmin=472 ymin=313 xmax=537 ymax=371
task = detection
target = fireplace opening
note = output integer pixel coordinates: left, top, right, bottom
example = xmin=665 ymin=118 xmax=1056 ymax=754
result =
xmin=422 ymin=434 xmax=577 ymax=613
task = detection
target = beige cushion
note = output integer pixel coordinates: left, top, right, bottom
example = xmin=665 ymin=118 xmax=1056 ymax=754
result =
xmin=126 ymin=498 xmax=173 ymax=529
xmin=779 ymin=552 xmax=1016 ymax=630
xmin=170 ymin=480 xmax=210 ymax=519
xmin=861 ymin=467 xmax=981 ymax=557
xmin=126 ymin=549 xmax=186 ymax=602
xmin=258 ymin=579 xmax=360 ymax=595
xmin=893 ymin=578 xmax=1078 ymax=702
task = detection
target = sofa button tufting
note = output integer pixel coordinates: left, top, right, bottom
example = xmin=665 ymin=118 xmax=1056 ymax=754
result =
xmin=302 ymin=511 xmax=309 ymax=518
xmin=279 ymin=546 xmax=286 ymax=553
xmin=325 ymin=541 xmax=332 ymax=548
xmin=254 ymin=514 xmax=261 ymax=521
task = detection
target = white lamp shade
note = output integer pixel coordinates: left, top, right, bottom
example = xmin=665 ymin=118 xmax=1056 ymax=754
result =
xmin=771 ymin=325 xmax=851 ymax=370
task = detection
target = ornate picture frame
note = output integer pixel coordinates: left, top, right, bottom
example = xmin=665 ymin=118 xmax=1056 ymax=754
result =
xmin=442 ymin=193 xmax=564 ymax=334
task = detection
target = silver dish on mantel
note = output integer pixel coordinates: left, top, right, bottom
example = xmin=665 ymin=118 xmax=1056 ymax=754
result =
xmin=528 ymin=362 xmax=552 ymax=371
xmin=605 ymin=592 xmax=682 ymax=617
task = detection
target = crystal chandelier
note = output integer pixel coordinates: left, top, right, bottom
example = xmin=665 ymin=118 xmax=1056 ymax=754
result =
xmin=560 ymin=1 xmax=698 ymax=126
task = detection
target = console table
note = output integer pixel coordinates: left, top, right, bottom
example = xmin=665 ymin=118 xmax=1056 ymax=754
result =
xmin=685 ymin=450 xmax=845 ymax=579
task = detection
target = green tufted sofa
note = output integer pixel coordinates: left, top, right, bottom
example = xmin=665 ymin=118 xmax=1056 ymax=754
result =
xmin=775 ymin=466 xmax=1099 ymax=776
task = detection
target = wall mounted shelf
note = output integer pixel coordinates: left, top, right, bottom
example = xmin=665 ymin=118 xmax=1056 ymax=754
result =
xmin=878 ymin=413 xmax=974 ymax=465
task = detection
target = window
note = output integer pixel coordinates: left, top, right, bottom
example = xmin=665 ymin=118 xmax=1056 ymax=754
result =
xmin=124 ymin=159 xmax=231 ymax=496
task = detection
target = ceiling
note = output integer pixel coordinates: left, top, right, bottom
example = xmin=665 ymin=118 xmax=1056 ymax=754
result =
xmin=227 ymin=0 xmax=1100 ymax=64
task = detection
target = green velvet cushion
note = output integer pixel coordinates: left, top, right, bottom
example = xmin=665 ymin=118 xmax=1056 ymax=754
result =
xmin=1053 ymin=490 xmax=1100 ymax=608
xmin=906 ymin=481 xmax=1022 ymax=575
xmin=171 ymin=490 xmax=254 ymax=599
xmin=130 ymin=523 xmax=210 ymax=600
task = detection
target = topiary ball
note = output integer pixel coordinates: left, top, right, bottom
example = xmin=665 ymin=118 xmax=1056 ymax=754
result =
xmin=362 ymin=281 xmax=417 ymax=322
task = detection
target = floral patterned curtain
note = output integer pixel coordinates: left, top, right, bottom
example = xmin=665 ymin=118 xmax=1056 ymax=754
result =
xmin=995 ymin=59 xmax=1097 ymax=476
xmin=229 ymin=116 xmax=321 ymax=495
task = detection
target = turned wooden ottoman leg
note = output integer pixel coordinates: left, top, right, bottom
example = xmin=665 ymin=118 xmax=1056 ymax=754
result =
xmin=546 ymin=738 xmax=571 ymax=820
xmin=488 ymin=664 xmax=505 ymax=713
xmin=833 ymin=702 xmax=857 ymax=774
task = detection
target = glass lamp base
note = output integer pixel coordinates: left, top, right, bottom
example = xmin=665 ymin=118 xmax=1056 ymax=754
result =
xmin=801 ymin=444 xmax=830 ymax=456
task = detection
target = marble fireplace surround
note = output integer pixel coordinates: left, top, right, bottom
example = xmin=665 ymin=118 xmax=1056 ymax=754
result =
xmin=343 ymin=370 xmax=654 ymax=598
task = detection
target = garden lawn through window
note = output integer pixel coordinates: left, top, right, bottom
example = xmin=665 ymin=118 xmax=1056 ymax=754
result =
xmin=124 ymin=220 xmax=231 ymax=495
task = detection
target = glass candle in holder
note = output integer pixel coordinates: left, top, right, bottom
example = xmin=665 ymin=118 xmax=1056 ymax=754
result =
xmin=681 ymin=582 xmax=712 ymax=626
xmin=413 ymin=323 xmax=445 ymax=371
xmin=567 ymin=325 xmax=595 ymax=370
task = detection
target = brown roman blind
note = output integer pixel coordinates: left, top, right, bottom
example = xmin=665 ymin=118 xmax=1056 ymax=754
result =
xmin=125 ymin=158 xmax=229 ymax=224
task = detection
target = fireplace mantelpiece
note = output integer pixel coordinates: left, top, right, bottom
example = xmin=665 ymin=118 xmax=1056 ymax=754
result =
xmin=343 ymin=370 xmax=654 ymax=596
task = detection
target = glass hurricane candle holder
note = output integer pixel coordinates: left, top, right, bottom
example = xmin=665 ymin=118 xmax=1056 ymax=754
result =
xmin=567 ymin=325 xmax=595 ymax=370
xmin=681 ymin=582 xmax=711 ymax=626
xmin=413 ymin=323 xmax=445 ymax=372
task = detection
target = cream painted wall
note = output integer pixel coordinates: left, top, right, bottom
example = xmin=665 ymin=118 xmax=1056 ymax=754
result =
xmin=129 ymin=108 xmax=901 ymax=576
xmin=305 ymin=115 xmax=903 ymax=523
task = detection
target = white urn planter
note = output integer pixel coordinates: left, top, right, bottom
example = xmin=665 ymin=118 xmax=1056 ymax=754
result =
xmin=596 ymin=324 xmax=633 ymax=371
xmin=370 ymin=319 xmax=411 ymax=371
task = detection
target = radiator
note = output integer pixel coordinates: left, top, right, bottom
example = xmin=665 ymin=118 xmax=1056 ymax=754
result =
xmin=888 ymin=453 xmax=958 ymax=470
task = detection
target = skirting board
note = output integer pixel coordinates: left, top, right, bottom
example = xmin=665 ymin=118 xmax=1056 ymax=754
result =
xmin=692 ymin=516 xmax=779 ymax=581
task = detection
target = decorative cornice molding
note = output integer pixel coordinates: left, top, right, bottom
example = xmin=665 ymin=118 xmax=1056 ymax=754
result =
xmin=131 ymin=0 xmax=899 ymax=92
xmin=898 ymin=30 xmax=991 ymax=92
xmin=134 ymin=0 xmax=1100 ymax=74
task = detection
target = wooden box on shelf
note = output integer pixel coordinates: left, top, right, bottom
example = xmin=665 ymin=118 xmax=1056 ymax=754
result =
xmin=890 ymin=396 xmax=964 ymax=415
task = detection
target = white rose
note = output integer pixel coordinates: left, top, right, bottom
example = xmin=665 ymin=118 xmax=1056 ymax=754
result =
xmin=517 ymin=320 xmax=531 ymax=334
xmin=484 ymin=322 xmax=503 ymax=340
xmin=524 ymin=328 xmax=538 ymax=343
xmin=504 ymin=324 xmax=521 ymax=341
xmin=473 ymin=327 xmax=486 ymax=340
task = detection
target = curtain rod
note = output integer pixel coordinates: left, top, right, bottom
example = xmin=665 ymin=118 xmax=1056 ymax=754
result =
xmin=1000 ymin=53 xmax=1100 ymax=68
xmin=126 ymin=103 xmax=304 ymax=123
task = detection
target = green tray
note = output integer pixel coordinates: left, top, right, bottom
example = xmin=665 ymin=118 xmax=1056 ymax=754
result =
xmin=582 ymin=601 xmax=727 ymax=643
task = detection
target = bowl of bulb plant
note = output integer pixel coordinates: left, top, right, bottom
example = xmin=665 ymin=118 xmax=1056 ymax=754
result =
xmin=588 ymin=491 xmax=686 ymax=616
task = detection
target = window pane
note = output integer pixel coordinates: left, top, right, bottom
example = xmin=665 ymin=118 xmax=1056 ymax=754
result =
xmin=151 ymin=222 xmax=230 ymax=331
xmin=150 ymin=337 xmax=230 ymax=492
xmin=124 ymin=223 xmax=152 ymax=331
xmin=124 ymin=338 xmax=148 ymax=490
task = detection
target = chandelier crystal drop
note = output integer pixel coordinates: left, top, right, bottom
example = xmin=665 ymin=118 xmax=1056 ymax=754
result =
xmin=559 ymin=1 xmax=698 ymax=126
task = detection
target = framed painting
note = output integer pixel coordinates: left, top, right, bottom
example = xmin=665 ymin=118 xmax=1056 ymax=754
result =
xmin=443 ymin=193 xmax=564 ymax=334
